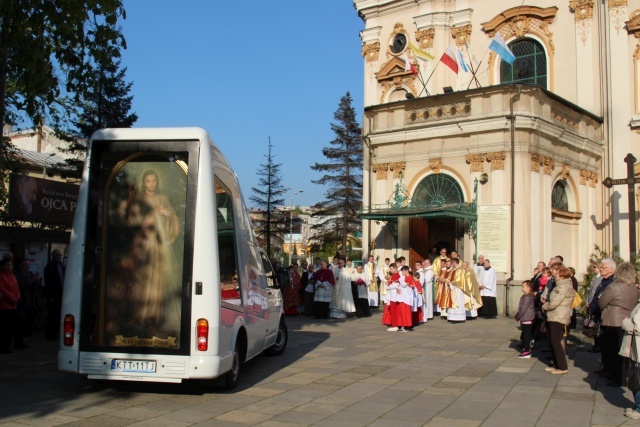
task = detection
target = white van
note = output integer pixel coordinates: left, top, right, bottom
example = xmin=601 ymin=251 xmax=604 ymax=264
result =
xmin=58 ymin=128 xmax=288 ymax=388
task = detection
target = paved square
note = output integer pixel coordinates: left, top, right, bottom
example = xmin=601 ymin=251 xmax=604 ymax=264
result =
xmin=0 ymin=312 xmax=637 ymax=426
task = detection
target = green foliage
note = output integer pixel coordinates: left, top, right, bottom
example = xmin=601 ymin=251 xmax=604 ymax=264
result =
xmin=250 ymin=137 xmax=288 ymax=257
xmin=0 ymin=0 xmax=127 ymax=168
xmin=65 ymin=55 xmax=138 ymax=178
xmin=0 ymin=136 xmax=26 ymax=225
xmin=311 ymin=92 xmax=363 ymax=255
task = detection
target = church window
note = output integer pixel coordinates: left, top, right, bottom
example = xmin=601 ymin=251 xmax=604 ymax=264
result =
xmin=551 ymin=181 xmax=569 ymax=212
xmin=412 ymin=174 xmax=464 ymax=207
xmin=500 ymin=39 xmax=547 ymax=88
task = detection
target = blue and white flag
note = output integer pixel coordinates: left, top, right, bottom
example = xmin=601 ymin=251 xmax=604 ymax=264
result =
xmin=456 ymin=47 xmax=470 ymax=73
xmin=489 ymin=32 xmax=515 ymax=65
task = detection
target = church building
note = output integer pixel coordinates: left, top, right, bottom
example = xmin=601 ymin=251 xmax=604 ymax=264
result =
xmin=354 ymin=0 xmax=640 ymax=313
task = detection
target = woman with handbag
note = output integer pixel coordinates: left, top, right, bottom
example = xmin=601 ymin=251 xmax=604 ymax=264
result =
xmin=541 ymin=267 xmax=574 ymax=374
xmin=599 ymin=262 xmax=639 ymax=387
xmin=619 ymin=275 xmax=640 ymax=419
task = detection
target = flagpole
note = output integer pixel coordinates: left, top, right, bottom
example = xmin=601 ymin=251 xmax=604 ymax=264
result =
xmin=466 ymin=43 xmax=492 ymax=90
xmin=466 ymin=59 xmax=483 ymax=90
xmin=462 ymin=42 xmax=482 ymax=89
xmin=466 ymin=56 xmax=482 ymax=89
xmin=420 ymin=61 xmax=440 ymax=97
xmin=416 ymin=65 xmax=431 ymax=97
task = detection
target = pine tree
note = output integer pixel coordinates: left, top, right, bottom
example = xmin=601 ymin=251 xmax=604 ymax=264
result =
xmin=66 ymin=54 xmax=138 ymax=177
xmin=311 ymin=92 xmax=363 ymax=255
xmin=250 ymin=137 xmax=289 ymax=257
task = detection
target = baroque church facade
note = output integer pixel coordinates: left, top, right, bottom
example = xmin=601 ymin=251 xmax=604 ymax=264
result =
xmin=354 ymin=0 xmax=640 ymax=312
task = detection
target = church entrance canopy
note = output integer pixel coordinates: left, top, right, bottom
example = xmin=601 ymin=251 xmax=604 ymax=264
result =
xmin=360 ymin=175 xmax=478 ymax=261
xmin=360 ymin=174 xmax=478 ymax=223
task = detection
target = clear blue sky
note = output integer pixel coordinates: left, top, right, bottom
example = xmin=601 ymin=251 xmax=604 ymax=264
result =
xmin=120 ymin=0 xmax=364 ymax=207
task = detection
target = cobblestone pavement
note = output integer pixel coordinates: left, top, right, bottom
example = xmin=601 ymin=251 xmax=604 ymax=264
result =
xmin=0 ymin=312 xmax=638 ymax=426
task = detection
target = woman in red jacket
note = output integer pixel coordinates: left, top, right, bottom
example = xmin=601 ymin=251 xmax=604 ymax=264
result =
xmin=0 ymin=254 xmax=20 ymax=354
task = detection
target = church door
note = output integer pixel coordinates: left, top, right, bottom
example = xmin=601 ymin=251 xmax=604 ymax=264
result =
xmin=409 ymin=218 xmax=429 ymax=268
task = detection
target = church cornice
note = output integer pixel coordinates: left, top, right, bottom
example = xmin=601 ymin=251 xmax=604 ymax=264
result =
xmin=376 ymin=56 xmax=417 ymax=83
xmin=481 ymin=6 xmax=559 ymax=36
xmin=354 ymin=0 xmax=423 ymax=21
xmin=414 ymin=9 xmax=473 ymax=30
xmin=626 ymin=9 xmax=640 ymax=37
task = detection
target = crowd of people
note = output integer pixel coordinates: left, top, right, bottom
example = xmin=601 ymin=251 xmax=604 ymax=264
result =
xmin=276 ymin=251 xmax=640 ymax=418
xmin=583 ymin=258 xmax=640 ymax=419
xmin=276 ymin=249 xmax=500 ymax=328
xmin=0 ymin=250 xmax=65 ymax=354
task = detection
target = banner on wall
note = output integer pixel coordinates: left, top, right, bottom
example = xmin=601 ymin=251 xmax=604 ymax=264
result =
xmin=8 ymin=174 xmax=79 ymax=226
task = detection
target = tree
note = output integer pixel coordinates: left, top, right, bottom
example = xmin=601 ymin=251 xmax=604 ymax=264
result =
xmin=66 ymin=54 xmax=138 ymax=177
xmin=311 ymin=92 xmax=363 ymax=255
xmin=250 ymin=137 xmax=289 ymax=257
xmin=0 ymin=0 xmax=127 ymax=169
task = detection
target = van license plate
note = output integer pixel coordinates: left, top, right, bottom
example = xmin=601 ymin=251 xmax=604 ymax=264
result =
xmin=111 ymin=359 xmax=156 ymax=373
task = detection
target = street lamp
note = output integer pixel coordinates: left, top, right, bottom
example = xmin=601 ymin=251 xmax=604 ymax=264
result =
xmin=288 ymin=189 xmax=303 ymax=267
xmin=43 ymin=153 xmax=55 ymax=178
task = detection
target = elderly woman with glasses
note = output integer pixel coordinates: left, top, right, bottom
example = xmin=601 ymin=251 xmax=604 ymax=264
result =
xmin=598 ymin=262 xmax=639 ymax=387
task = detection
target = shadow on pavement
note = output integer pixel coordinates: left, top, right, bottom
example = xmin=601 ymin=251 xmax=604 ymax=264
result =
xmin=0 ymin=315 xmax=331 ymax=421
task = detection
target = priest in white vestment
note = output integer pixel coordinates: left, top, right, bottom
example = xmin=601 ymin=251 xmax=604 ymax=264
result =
xmin=447 ymin=258 xmax=466 ymax=322
xmin=422 ymin=259 xmax=435 ymax=320
xmin=461 ymin=261 xmax=482 ymax=318
xmin=479 ymin=259 xmax=498 ymax=318
xmin=364 ymin=255 xmax=378 ymax=307
xmin=330 ymin=259 xmax=356 ymax=318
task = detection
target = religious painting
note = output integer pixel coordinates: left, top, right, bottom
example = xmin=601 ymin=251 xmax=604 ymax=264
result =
xmin=100 ymin=153 xmax=188 ymax=348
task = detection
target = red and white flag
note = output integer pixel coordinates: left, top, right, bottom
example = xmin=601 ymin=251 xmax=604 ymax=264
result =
xmin=404 ymin=52 xmax=417 ymax=75
xmin=439 ymin=47 xmax=458 ymax=74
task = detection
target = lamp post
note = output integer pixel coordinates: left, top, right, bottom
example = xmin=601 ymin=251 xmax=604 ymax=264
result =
xmin=43 ymin=153 xmax=55 ymax=178
xmin=288 ymin=189 xmax=303 ymax=267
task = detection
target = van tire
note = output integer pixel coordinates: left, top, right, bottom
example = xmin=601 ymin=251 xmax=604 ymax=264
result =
xmin=266 ymin=320 xmax=288 ymax=356
xmin=223 ymin=343 xmax=241 ymax=390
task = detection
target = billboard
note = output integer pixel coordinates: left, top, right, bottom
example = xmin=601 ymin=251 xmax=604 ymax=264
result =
xmin=284 ymin=234 xmax=302 ymax=243
xmin=8 ymin=174 xmax=79 ymax=226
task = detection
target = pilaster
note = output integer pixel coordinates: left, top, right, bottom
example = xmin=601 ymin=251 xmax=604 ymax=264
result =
xmin=569 ymin=0 xmax=596 ymax=111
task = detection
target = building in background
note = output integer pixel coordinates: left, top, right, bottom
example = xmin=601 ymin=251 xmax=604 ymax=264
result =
xmin=1 ymin=124 xmax=82 ymax=275
xmin=249 ymin=206 xmax=320 ymax=265
xmin=354 ymin=0 xmax=635 ymax=313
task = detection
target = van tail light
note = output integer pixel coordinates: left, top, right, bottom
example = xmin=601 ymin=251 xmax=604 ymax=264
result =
xmin=63 ymin=314 xmax=74 ymax=346
xmin=197 ymin=319 xmax=209 ymax=351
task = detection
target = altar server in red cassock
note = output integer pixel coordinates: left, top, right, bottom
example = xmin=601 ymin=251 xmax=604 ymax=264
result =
xmin=389 ymin=266 xmax=414 ymax=332
xmin=412 ymin=272 xmax=424 ymax=326
xmin=382 ymin=263 xmax=400 ymax=329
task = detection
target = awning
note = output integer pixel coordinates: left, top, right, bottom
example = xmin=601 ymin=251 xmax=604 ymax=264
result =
xmin=360 ymin=202 xmax=477 ymax=222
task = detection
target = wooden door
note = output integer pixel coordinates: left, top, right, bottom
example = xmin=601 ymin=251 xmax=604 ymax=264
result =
xmin=409 ymin=218 xmax=429 ymax=268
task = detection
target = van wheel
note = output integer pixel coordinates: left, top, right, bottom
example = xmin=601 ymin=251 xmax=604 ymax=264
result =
xmin=223 ymin=343 xmax=241 ymax=390
xmin=266 ymin=320 xmax=288 ymax=356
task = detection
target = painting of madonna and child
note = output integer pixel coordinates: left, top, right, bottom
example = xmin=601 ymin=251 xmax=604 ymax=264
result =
xmin=100 ymin=155 xmax=188 ymax=349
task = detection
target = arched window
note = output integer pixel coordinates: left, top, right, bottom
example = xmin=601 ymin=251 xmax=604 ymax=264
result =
xmin=500 ymin=39 xmax=547 ymax=88
xmin=412 ymin=173 xmax=464 ymax=207
xmin=551 ymin=181 xmax=569 ymax=212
